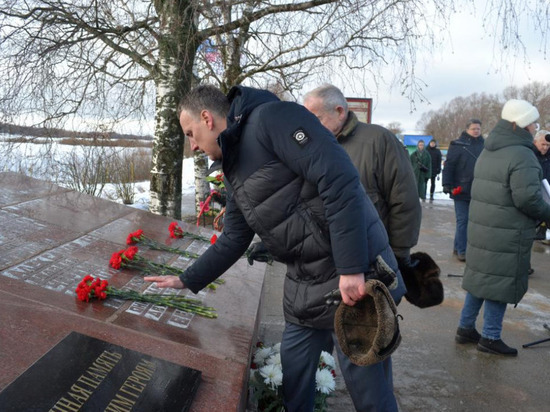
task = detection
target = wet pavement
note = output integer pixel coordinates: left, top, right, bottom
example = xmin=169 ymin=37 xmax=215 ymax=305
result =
xmin=255 ymin=198 xmax=550 ymax=412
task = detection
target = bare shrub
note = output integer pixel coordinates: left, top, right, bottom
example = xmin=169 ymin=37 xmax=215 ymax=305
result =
xmin=56 ymin=145 xmax=110 ymax=197
xmin=108 ymin=148 xmax=152 ymax=205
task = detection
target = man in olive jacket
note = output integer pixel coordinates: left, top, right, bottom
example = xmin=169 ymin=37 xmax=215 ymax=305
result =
xmin=455 ymin=99 xmax=550 ymax=356
xmin=304 ymin=85 xmax=421 ymax=274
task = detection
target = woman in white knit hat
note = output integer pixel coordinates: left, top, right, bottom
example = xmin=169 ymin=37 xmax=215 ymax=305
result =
xmin=455 ymin=99 xmax=550 ymax=356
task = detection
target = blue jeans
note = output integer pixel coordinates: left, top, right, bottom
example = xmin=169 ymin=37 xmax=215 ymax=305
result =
xmin=280 ymin=322 xmax=398 ymax=412
xmin=459 ymin=292 xmax=508 ymax=340
xmin=453 ymin=199 xmax=470 ymax=255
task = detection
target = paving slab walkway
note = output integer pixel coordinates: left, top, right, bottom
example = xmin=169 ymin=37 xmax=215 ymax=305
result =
xmin=253 ymin=199 xmax=550 ymax=412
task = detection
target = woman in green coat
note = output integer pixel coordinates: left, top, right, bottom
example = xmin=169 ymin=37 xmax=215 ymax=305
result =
xmin=455 ymin=100 xmax=550 ymax=356
xmin=410 ymin=140 xmax=432 ymax=200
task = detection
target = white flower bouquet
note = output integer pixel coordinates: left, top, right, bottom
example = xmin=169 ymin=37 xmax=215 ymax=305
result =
xmin=249 ymin=342 xmax=336 ymax=412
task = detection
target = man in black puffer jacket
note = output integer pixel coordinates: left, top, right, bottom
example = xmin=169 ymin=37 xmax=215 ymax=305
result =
xmin=146 ymin=85 xmax=406 ymax=412
xmin=442 ymin=119 xmax=484 ymax=262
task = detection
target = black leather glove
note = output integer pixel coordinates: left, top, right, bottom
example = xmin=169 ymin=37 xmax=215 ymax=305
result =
xmin=245 ymin=241 xmax=273 ymax=265
xmin=442 ymin=185 xmax=451 ymax=195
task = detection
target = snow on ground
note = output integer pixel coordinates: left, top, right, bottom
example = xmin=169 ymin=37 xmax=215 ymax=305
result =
xmin=1 ymin=137 xmax=450 ymax=216
xmin=102 ymin=157 xmax=196 ymax=213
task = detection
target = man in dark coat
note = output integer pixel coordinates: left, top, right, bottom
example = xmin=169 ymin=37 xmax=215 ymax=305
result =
xmin=442 ymin=119 xmax=484 ymax=262
xmin=146 ymin=85 xmax=406 ymax=412
xmin=455 ymin=99 xmax=550 ymax=356
xmin=426 ymin=139 xmax=442 ymax=201
xmin=533 ymin=129 xmax=550 ymax=240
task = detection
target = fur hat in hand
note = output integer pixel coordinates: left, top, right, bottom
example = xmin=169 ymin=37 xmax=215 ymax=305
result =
xmin=501 ymin=99 xmax=539 ymax=128
xmin=401 ymin=252 xmax=444 ymax=308
xmin=334 ymin=279 xmax=401 ymax=366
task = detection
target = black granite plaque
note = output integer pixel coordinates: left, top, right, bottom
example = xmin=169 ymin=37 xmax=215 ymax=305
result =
xmin=0 ymin=331 xmax=201 ymax=412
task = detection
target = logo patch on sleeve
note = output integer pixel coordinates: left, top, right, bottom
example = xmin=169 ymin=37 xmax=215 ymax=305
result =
xmin=292 ymin=128 xmax=310 ymax=147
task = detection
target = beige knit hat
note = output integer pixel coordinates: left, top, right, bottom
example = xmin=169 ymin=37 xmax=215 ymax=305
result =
xmin=334 ymin=279 xmax=402 ymax=366
xmin=501 ymin=99 xmax=539 ymax=128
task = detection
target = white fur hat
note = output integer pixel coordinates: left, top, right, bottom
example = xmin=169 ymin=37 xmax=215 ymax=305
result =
xmin=501 ymin=99 xmax=539 ymax=128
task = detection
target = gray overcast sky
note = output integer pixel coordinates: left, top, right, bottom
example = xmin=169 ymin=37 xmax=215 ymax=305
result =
xmin=335 ymin=3 xmax=547 ymax=134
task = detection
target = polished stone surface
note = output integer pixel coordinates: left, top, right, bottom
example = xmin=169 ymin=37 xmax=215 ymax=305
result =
xmin=0 ymin=331 xmax=202 ymax=411
xmin=0 ymin=172 xmax=265 ymax=412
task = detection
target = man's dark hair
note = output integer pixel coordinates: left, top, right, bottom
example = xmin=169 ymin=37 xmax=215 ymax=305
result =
xmin=466 ymin=119 xmax=482 ymax=129
xmin=177 ymin=84 xmax=230 ymax=119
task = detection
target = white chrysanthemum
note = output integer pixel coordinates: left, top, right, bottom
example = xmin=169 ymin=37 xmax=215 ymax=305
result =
xmin=319 ymin=351 xmax=336 ymax=369
xmin=315 ymin=368 xmax=336 ymax=394
xmin=253 ymin=346 xmax=274 ymax=367
xmin=259 ymin=364 xmax=283 ymax=390
xmin=272 ymin=342 xmax=281 ymax=353
xmin=266 ymin=352 xmax=281 ymax=367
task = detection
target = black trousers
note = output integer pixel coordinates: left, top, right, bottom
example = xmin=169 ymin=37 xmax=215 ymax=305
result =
xmin=429 ymin=175 xmax=438 ymax=196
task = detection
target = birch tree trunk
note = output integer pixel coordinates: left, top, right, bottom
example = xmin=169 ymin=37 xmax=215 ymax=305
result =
xmin=150 ymin=0 xmax=198 ymax=218
xmin=194 ymin=152 xmax=211 ymax=214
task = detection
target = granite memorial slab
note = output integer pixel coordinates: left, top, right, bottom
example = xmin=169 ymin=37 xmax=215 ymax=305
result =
xmin=0 ymin=331 xmax=201 ymax=412
xmin=0 ymin=172 xmax=267 ymax=411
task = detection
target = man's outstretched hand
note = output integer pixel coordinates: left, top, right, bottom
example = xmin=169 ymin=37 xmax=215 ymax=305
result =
xmin=144 ymin=275 xmax=185 ymax=289
xmin=339 ymin=273 xmax=367 ymax=306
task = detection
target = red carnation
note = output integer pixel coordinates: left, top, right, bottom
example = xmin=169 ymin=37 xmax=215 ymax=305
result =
xmin=452 ymin=186 xmax=463 ymax=196
xmin=123 ymin=246 xmax=138 ymax=261
xmin=210 ymin=234 xmax=218 ymax=244
xmin=126 ymin=229 xmax=144 ymax=245
xmin=109 ymin=250 xmax=124 ymax=269
xmin=169 ymin=221 xmax=184 ymax=238
xmin=75 ymin=275 xmax=109 ymax=302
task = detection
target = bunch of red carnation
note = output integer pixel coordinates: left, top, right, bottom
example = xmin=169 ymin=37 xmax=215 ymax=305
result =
xmin=169 ymin=222 xmax=184 ymax=239
xmin=75 ymin=275 xmax=109 ymax=302
xmin=109 ymin=246 xmax=138 ymax=270
xmin=126 ymin=229 xmax=145 ymax=245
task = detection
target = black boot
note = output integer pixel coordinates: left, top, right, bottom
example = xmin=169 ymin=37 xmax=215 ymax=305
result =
xmin=455 ymin=327 xmax=481 ymax=344
xmin=477 ymin=338 xmax=518 ymax=356
xmin=535 ymin=225 xmax=546 ymax=240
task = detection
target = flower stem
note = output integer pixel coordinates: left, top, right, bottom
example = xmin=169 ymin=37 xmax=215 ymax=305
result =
xmin=108 ymin=288 xmax=217 ymax=318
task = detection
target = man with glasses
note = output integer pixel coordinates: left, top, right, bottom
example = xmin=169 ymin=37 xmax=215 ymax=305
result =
xmin=442 ymin=119 xmax=484 ymax=262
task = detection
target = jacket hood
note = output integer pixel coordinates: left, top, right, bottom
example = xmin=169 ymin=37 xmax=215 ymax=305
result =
xmin=484 ymin=119 xmax=536 ymax=152
xmin=218 ymin=86 xmax=280 ymax=150
xmin=226 ymin=85 xmax=279 ymax=128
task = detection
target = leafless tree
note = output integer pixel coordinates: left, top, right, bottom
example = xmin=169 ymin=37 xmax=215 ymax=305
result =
xmin=417 ymin=82 xmax=550 ymax=146
xmin=385 ymin=122 xmax=404 ymax=135
xmin=0 ymin=0 xmax=548 ymax=217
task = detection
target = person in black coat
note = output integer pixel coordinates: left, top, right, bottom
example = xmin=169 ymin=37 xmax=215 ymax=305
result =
xmin=442 ymin=119 xmax=484 ymax=261
xmin=533 ymin=129 xmax=550 ymax=240
xmin=145 ymin=85 xmax=406 ymax=412
xmin=426 ymin=139 xmax=442 ymax=201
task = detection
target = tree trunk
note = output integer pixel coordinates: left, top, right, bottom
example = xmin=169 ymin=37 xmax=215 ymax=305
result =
xmin=149 ymin=0 xmax=198 ymax=218
xmin=194 ymin=152 xmax=210 ymax=213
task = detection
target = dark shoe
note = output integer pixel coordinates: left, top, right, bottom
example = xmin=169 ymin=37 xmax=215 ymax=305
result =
xmin=477 ymin=338 xmax=518 ymax=356
xmin=455 ymin=327 xmax=481 ymax=344
xmin=457 ymin=254 xmax=466 ymax=262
